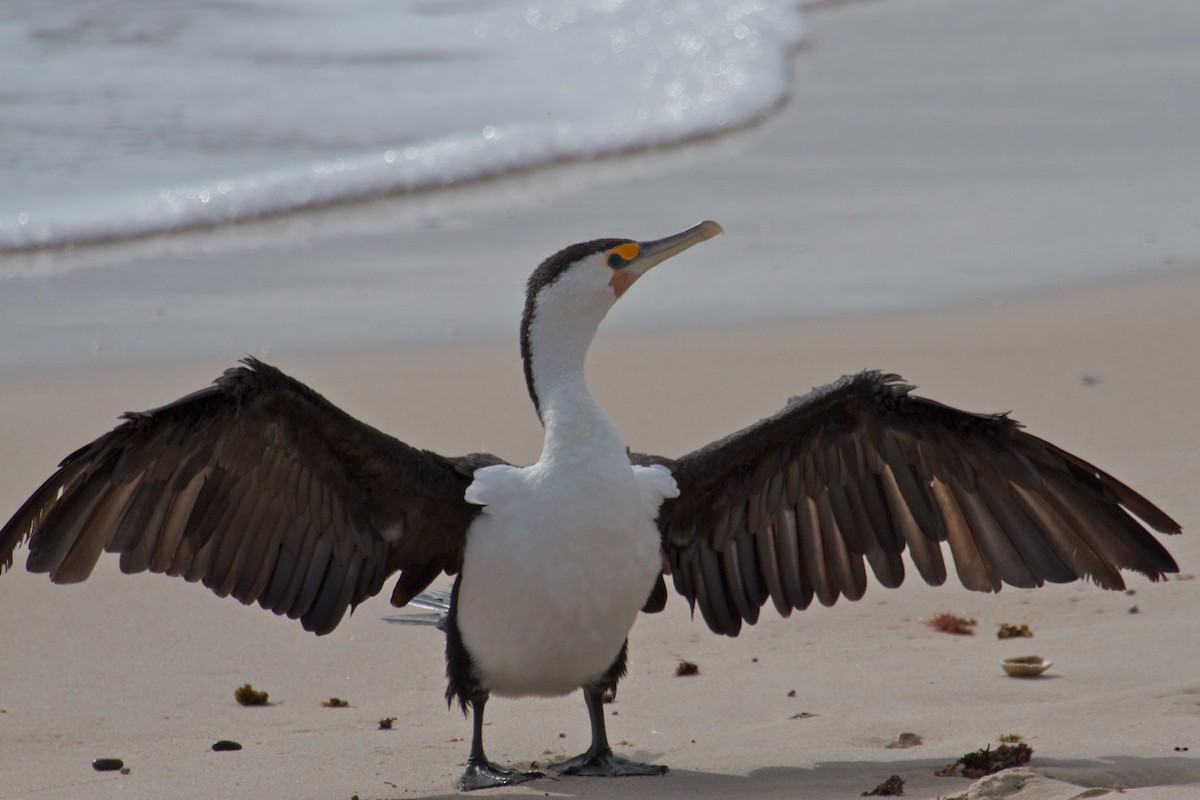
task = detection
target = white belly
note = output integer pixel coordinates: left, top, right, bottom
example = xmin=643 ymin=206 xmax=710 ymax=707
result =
xmin=456 ymin=463 xmax=672 ymax=697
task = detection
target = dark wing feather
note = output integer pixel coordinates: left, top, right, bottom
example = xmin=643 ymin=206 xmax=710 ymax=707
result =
xmin=646 ymin=371 xmax=1181 ymax=636
xmin=0 ymin=358 xmax=494 ymax=635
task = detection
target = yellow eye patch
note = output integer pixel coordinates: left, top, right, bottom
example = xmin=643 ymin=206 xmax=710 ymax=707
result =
xmin=608 ymin=243 xmax=640 ymax=264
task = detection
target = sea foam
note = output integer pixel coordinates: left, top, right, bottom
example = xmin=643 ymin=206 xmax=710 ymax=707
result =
xmin=0 ymin=0 xmax=804 ymax=251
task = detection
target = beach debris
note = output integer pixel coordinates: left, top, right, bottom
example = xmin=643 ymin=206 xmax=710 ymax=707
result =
xmin=675 ymin=659 xmax=700 ymax=676
xmin=790 ymin=711 xmax=817 ymax=720
xmin=321 ymin=697 xmax=350 ymax=708
xmin=926 ymin=613 xmax=976 ymax=635
xmin=997 ymin=733 xmax=1024 ymax=744
xmin=92 ymin=758 xmax=125 ymax=772
xmin=935 ymin=742 xmax=1033 ymax=778
xmin=1128 ymin=604 xmax=1139 ymax=614
xmin=1001 ymin=656 xmax=1052 ymax=678
xmin=862 ymin=774 xmax=905 ymax=796
xmin=886 ymin=732 xmax=924 ymax=749
xmin=234 ymin=683 xmax=269 ymax=706
xmin=211 ymin=740 xmax=242 ymax=752
xmin=1175 ymin=746 xmax=1190 ymax=752
xmin=996 ymin=622 xmax=1033 ymax=639
xmin=787 ymin=689 xmax=797 ymax=697
xmin=378 ymin=717 xmax=397 ymax=730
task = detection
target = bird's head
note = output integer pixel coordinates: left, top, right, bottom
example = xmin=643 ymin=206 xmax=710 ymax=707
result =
xmin=520 ymin=220 xmax=724 ymax=418
xmin=524 ymin=220 xmax=724 ymax=317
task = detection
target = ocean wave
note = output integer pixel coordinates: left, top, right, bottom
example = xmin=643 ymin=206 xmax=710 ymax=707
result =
xmin=0 ymin=0 xmax=805 ymax=253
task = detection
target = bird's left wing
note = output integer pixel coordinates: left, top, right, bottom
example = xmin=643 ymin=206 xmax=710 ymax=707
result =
xmin=640 ymin=371 xmax=1180 ymax=636
xmin=0 ymin=358 xmax=498 ymax=635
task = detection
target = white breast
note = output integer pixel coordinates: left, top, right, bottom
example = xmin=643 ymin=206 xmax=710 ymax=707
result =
xmin=456 ymin=461 xmax=677 ymax=697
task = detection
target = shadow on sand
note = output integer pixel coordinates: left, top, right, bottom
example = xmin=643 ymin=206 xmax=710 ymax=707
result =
xmin=393 ymin=753 xmax=1200 ymax=799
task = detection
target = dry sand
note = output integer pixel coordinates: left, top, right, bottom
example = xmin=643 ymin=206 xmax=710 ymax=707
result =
xmin=2 ymin=271 xmax=1198 ymax=800
xmin=3 ymin=0 xmax=1200 ymax=797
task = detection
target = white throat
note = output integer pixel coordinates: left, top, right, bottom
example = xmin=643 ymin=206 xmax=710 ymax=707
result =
xmin=524 ymin=276 xmax=623 ymax=466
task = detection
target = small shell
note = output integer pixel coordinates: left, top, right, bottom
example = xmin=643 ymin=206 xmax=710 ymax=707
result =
xmin=1002 ymin=655 xmax=1052 ymax=678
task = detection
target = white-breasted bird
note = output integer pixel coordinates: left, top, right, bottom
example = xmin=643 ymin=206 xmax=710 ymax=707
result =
xmin=0 ymin=221 xmax=1181 ymax=790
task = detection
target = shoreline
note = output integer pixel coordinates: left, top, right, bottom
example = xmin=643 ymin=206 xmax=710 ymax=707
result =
xmin=4 ymin=0 xmax=1200 ymax=370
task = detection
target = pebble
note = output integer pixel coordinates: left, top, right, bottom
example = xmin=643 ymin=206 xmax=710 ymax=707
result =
xmin=92 ymin=758 xmax=124 ymax=771
xmin=212 ymin=740 xmax=243 ymax=752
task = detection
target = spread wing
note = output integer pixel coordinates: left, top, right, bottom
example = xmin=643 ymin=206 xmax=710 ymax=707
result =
xmin=643 ymin=371 xmax=1180 ymax=636
xmin=0 ymin=358 xmax=499 ymax=635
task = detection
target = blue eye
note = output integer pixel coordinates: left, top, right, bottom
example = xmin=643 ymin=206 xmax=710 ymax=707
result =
xmin=607 ymin=253 xmax=624 ymax=268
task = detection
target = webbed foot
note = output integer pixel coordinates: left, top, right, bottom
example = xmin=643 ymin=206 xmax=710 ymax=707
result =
xmin=456 ymin=760 xmax=544 ymax=791
xmin=550 ymin=749 xmax=668 ymax=778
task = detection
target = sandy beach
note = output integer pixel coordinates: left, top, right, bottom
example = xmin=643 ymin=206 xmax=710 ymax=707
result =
xmin=3 ymin=0 xmax=1199 ymax=799
xmin=3 ymin=271 xmax=1198 ymax=800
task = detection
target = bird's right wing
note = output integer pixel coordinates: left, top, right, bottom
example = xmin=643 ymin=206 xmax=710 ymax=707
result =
xmin=642 ymin=371 xmax=1180 ymax=636
xmin=0 ymin=358 xmax=498 ymax=635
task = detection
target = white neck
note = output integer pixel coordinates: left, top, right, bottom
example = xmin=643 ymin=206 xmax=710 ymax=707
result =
xmin=525 ymin=289 xmax=624 ymax=468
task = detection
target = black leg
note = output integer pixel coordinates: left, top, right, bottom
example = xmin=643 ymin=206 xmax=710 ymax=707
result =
xmin=456 ymin=695 xmax=544 ymax=791
xmin=549 ymin=686 xmax=668 ymax=778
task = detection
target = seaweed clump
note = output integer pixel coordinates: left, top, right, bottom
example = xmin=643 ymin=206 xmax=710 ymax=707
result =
xmin=862 ymin=774 xmax=905 ymax=796
xmin=997 ymin=622 xmax=1034 ymax=639
xmin=234 ymin=683 xmax=269 ymax=706
xmin=935 ymin=742 xmax=1033 ymax=778
xmin=926 ymin=613 xmax=976 ymax=635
